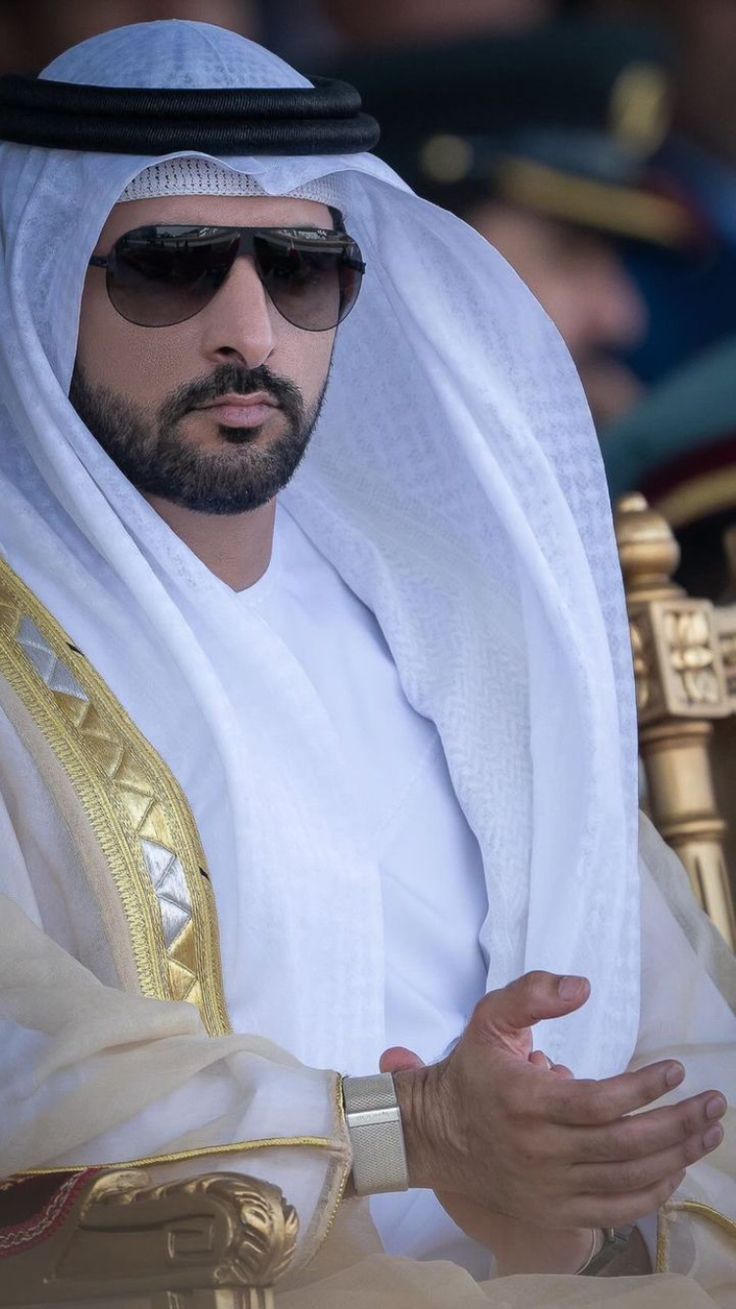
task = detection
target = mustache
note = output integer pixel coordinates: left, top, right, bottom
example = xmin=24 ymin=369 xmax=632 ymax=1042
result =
xmin=159 ymin=364 xmax=306 ymax=427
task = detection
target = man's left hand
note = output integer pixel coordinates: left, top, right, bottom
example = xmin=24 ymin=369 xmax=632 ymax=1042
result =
xmin=379 ymin=1045 xmax=637 ymax=1275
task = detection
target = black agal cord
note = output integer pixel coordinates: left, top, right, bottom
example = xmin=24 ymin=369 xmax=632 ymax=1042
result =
xmin=0 ymin=75 xmax=380 ymax=155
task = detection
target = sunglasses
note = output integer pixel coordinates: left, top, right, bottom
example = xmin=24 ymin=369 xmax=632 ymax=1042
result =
xmin=88 ymin=224 xmax=365 ymax=332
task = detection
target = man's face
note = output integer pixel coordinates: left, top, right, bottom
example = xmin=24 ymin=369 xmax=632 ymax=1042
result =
xmin=467 ymin=200 xmax=647 ymax=425
xmin=72 ymin=194 xmax=338 ymax=514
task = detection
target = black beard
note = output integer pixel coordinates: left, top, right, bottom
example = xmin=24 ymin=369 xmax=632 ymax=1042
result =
xmin=68 ymin=361 xmax=327 ymax=515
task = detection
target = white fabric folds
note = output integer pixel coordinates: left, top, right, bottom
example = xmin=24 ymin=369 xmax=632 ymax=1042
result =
xmin=0 ymin=20 xmax=639 ymax=1078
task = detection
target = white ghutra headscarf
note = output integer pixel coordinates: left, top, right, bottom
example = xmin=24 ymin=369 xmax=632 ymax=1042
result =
xmin=0 ymin=20 xmax=639 ymax=1078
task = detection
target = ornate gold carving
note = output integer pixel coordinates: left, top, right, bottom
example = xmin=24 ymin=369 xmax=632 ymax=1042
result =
xmin=654 ymin=600 xmax=727 ymax=715
xmin=629 ymin=616 xmax=650 ymax=713
xmin=615 ymin=491 xmax=680 ymax=590
xmin=0 ymin=1168 xmax=297 ymax=1307
xmin=88 ymin=1170 xmax=299 ymax=1288
xmin=628 ymin=608 xmax=666 ymax=720
xmin=715 ymin=609 xmax=736 ymax=708
xmin=615 ymin=495 xmax=736 ymax=948
xmin=664 ymin=607 xmax=719 ymax=706
xmin=0 ymin=556 xmax=230 ymax=1035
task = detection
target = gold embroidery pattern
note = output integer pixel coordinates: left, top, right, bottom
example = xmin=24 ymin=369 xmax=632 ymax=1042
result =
xmin=656 ymin=1199 xmax=736 ymax=1272
xmin=16 ymin=1135 xmax=347 ymax=1178
xmin=0 ymin=556 xmax=230 ymax=1037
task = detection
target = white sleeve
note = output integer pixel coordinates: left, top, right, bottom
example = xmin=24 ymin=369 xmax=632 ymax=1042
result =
xmin=0 ymin=729 xmax=350 ymax=1268
xmin=633 ymin=815 xmax=736 ymax=1288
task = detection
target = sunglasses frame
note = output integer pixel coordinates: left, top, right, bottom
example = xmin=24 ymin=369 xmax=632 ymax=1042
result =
xmin=89 ymin=223 xmax=366 ymax=332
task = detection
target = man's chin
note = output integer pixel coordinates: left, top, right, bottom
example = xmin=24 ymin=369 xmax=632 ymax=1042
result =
xmin=218 ymin=423 xmax=273 ymax=446
xmin=135 ymin=434 xmax=312 ymax=515
xmin=182 ymin=407 xmax=284 ymax=449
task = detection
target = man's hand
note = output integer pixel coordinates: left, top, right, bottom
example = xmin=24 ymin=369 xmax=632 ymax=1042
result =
xmin=383 ymin=1038 xmax=597 ymax=1271
xmin=388 ymin=971 xmax=727 ymax=1232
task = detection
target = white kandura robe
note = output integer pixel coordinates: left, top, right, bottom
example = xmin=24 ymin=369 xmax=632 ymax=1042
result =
xmin=234 ymin=503 xmax=491 ymax=1272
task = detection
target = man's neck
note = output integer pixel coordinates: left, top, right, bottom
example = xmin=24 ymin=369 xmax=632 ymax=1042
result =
xmin=144 ymin=494 xmax=277 ymax=592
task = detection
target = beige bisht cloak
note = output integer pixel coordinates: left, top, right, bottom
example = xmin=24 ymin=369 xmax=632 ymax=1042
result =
xmin=0 ymin=556 xmax=734 ymax=1307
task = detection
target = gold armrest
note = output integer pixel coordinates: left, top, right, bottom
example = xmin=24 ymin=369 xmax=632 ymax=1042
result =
xmin=0 ymin=1168 xmax=298 ymax=1309
xmin=615 ymin=493 xmax=736 ymax=948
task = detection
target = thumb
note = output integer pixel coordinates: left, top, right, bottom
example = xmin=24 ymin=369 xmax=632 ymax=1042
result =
xmin=380 ymin=1046 xmax=425 ymax=1073
xmin=471 ymin=971 xmax=590 ymax=1041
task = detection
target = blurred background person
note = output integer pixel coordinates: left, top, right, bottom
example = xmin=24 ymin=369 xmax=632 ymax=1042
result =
xmin=323 ymin=19 xmax=700 ymax=425
xmin=571 ymin=0 xmax=736 ymax=388
xmin=0 ymin=0 xmax=261 ymax=72
xmin=263 ymin=0 xmax=555 ymax=71
xmin=317 ymin=0 xmax=553 ymax=46
xmin=584 ymin=0 xmax=736 ymax=189
xmin=585 ymin=0 xmax=736 ymax=619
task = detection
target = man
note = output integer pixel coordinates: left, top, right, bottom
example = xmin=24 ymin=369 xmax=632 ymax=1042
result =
xmin=581 ymin=0 xmax=736 ymax=387
xmin=0 ymin=19 xmax=733 ymax=1302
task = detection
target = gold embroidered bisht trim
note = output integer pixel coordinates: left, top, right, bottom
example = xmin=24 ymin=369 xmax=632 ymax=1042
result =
xmin=656 ymin=1201 xmax=736 ymax=1274
xmin=0 ymin=553 xmax=230 ymax=1037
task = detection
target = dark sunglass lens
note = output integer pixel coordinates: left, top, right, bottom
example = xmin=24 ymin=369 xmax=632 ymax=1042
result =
xmin=336 ymin=252 xmax=364 ymax=324
xmin=108 ymin=228 xmax=239 ymax=327
xmin=254 ymin=234 xmax=363 ymax=331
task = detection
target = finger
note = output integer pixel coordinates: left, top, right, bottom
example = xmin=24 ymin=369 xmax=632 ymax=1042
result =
xmin=569 ymin=1090 xmax=728 ymax=1162
xmin=551 ymin=1063 xmax=574 ymax=1080
xmin=529 ymin=1050 xmax=574 ymax=1079
xmin=556 ymin=1172 xmax=685 ymax=1230
xmin=543 ymin=1059 xmax=688 ymax=1125
xmin=379 ymin=1046 xmax=425 ymax=1073
xmin=529 ymin=1050 xmax=552 ymax=1070
xmin=472 ymin=972 xmax=591 ymax=1039
xmin=576 ymin=1123 xmax=724 ymax=1194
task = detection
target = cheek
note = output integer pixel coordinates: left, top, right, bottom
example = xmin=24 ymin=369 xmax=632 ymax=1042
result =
xmin=76 ymin=278 xmax=201 ymax=398
xmin=275 ymin=327 xmax=335 ymax=401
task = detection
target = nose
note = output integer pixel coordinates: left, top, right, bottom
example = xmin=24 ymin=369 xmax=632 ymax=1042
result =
xmin=199 ymin=255 xmax=276 ymax=370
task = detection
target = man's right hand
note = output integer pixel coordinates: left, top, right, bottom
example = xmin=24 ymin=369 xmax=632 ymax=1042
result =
xmin=391 ymin=971 xmax=727 ymax=1230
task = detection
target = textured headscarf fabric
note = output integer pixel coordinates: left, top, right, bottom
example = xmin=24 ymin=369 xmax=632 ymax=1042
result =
xmin=0 ymin=20 xmax=639 ymax=1078
xmin=118 ymin=155 xmax=346 ymax=208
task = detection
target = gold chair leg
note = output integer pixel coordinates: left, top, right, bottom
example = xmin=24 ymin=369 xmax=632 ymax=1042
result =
xmin=642 ymin=720 xmax=736 ymax=946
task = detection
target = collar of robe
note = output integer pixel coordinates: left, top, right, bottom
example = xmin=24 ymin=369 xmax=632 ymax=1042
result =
xmin=0 ymin=74 xmax=380 ymax=155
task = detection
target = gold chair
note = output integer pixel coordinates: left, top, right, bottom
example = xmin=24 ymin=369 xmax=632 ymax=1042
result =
xmin=615 ymin=492 xmax=736 ymax=949
xmin=0 ymin=1165 xmax=298 ymax=1308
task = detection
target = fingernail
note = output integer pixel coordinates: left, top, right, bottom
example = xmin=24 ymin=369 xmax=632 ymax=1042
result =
xmin=704 ymin=1125 xmax=723 ymax=1151
xmin=706 ymin=1095 xmax=726 ymax=1120
xmin=558 ymin=976 xmax=584 ymax=1000
xmin=665 ymin=1063 xmax=685 ymax=1088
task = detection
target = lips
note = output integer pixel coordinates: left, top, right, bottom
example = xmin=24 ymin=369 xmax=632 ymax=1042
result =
xmin=198 ymin=392 xmax=278 ymax=411
xmin=195 ymin=393 xmax=279 ymax=430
